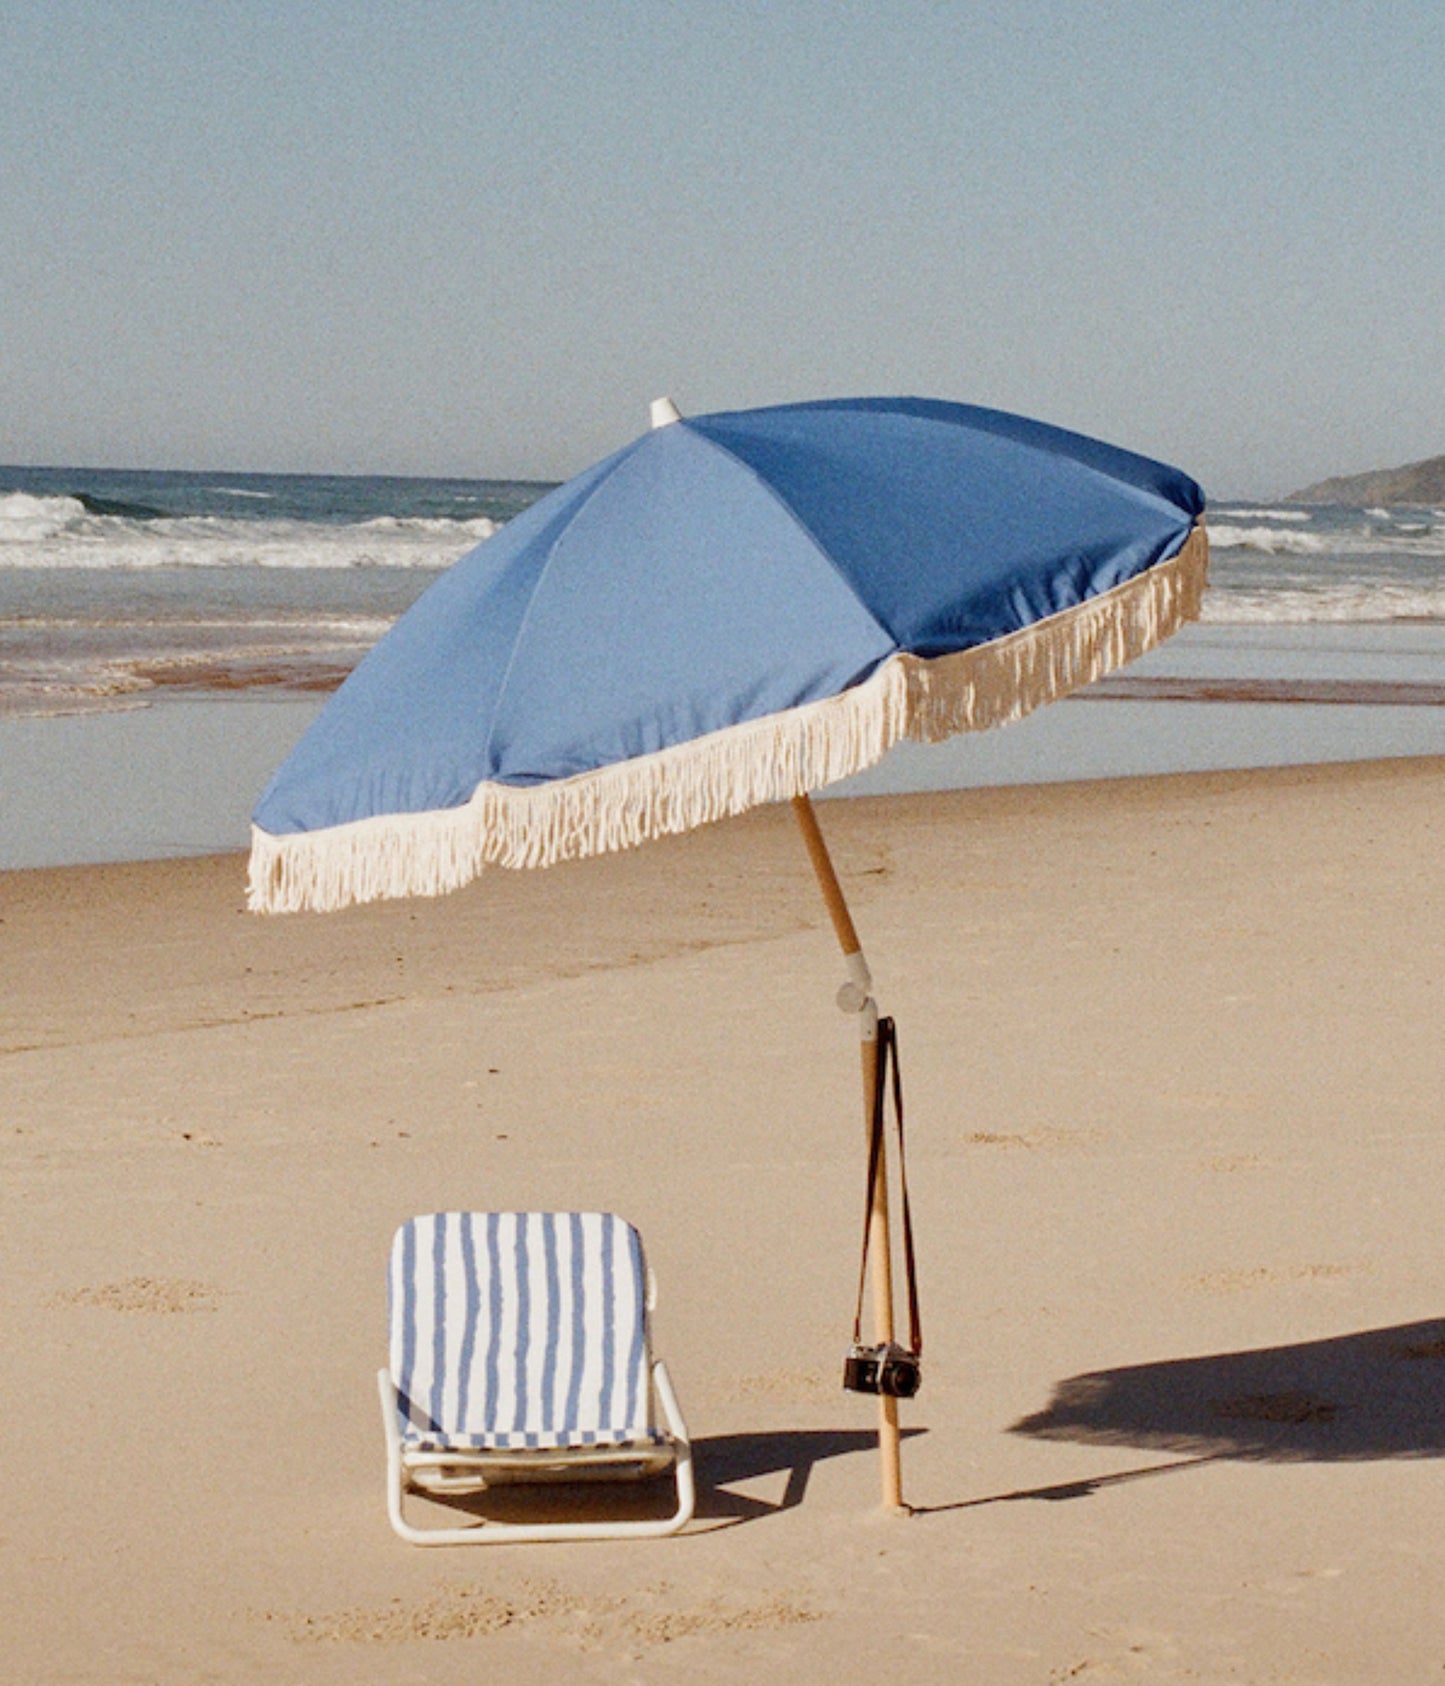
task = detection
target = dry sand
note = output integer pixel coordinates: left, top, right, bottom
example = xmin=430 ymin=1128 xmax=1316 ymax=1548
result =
xmin=2 ymin=757 xmax=1442 ymax=1683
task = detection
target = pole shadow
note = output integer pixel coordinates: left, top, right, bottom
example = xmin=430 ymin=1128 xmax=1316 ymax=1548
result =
xmin=912 ymin=1453 xmax=1226 ymax=1514
xmin=694 ymin=1427 xmax=928 ymax=1521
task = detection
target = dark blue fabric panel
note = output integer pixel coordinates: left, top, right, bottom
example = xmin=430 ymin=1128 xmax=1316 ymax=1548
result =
xmin=719 ymin=397 xmax=1204 ymax=514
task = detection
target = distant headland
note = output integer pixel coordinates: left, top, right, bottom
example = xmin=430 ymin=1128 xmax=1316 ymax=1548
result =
xmin=1288 ymin=453 xmax=1445 ymax=505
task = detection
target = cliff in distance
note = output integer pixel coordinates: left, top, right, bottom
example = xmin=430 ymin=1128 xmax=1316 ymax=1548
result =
xmin=1289 ymin=453 xmax=1445 ymax=505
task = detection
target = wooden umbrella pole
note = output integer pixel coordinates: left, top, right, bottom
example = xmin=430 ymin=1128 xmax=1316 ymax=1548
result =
xmin=791 ymin=794 xmax=905 ymax=1513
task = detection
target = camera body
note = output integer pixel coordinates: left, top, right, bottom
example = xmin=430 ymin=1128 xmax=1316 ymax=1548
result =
xmin=843 ymin=1341 xmax=921 ymax=1399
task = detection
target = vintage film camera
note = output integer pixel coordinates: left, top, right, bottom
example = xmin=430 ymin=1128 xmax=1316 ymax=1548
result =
xmin=843 ymin=1339 xmax=921 ymax=1399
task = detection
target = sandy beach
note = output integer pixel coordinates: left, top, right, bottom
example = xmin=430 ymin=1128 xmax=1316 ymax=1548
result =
xmin=3 ymin=756 xmax=1442 ymax=1683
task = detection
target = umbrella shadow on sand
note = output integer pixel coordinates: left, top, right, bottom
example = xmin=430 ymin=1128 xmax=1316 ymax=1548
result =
xmin=922 ymin=1317 xmax=1445 ymax=1514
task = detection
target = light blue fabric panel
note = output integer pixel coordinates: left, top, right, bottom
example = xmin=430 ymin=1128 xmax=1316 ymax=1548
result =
xmin=254 ymin=446 xmax=634 ymax=832
xmin=485 ymin=423 xmax=892 ymax=784
xmin=388 ymin=1211 xmax=656 ymax=1452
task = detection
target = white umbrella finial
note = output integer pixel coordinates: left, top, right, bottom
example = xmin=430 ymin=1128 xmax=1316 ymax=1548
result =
xmin=650 ymin=397 xmax=682 ymax=429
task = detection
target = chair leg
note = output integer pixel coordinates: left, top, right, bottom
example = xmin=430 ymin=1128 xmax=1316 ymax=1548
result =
xmin=652 ymin=1359 xmax=696 ymax=1535
xmin=378 ymin=1368 xmax=431 ymax=1545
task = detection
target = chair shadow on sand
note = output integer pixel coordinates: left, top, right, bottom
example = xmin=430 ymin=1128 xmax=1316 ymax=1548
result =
xmin=402 ymin=1429 xmax=927 ymax=1533
xmin=918 ymin=1316 xmax=1445 ymax=1515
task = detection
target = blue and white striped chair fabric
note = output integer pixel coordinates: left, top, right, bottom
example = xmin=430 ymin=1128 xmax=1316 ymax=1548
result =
xmin=388 ymin=1211 xmax=663 ymax=1452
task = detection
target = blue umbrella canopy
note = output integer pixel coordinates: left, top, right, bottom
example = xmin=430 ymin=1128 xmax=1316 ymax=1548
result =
xmin=249 ymin=396 xmax=1206 ymax=913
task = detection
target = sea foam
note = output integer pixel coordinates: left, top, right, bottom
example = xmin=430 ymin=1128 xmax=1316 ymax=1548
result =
xmin=1202 ymin=584 xmax=1445 ymax=624
xmin=0 ymin=491 xmax=495 ymax=570
xmin=1212 ymin=507 xmax=1312 ymax=523
xmin=0 ymin=492 xmax=91 ymax=544
xmin=1206 ymin=523 xmax=1329 ymax=555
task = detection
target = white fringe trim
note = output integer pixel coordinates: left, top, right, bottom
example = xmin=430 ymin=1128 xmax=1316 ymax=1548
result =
xmin=249 ymin=523 xmax=1207 ymax=913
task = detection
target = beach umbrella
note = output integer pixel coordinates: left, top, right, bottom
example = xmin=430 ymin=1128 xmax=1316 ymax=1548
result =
xmin=249 ymin=395 xmax=1208 ymax=1510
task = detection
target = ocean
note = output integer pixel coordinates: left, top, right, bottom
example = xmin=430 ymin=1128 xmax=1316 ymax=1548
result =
xmin=0 ymin=466 xmax=545 ymax=717
xmin=1 ymin=466 xmax=1442 ymax=868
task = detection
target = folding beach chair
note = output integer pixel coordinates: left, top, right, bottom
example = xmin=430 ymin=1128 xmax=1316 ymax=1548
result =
xmin=378 ymin=1211 xmax=695 ymax=1544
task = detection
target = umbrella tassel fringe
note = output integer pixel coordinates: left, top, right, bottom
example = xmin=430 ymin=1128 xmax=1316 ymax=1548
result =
xmin=248 ymin=527 xmax=1206 ymax=913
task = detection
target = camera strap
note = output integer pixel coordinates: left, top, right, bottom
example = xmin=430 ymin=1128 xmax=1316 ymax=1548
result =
xmin=850 ymin=1015 xmax=922 ymax=1358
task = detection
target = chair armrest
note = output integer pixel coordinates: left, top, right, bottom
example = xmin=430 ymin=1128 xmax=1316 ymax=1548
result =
xmin=651 ymin=1358 xmax=688 ymax=1445
xmin=377 ymin=1368 xmax=403 ymax=1456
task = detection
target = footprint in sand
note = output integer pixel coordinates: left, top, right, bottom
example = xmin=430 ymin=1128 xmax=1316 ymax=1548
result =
xmin=286 ymin=1579 xmax=821 ymax=1648
xmin=1191 ymin=1262 xmax=1362 ymax=1296
xmin=731 ymin=1368 xmax=834 ymax=1403
xmin=51 ymin=1277 xmax=225 ymax=1314
xmin=618 ymin=1596 xmax=821 ymax=1644
xmin=288 ymin=1586 xmax=546 ymax=1644
xmin=963 ymin=1127 xmax=1099 ymax=1152
xmin=1199 ymin=1152 xmax=1272 ymax=1174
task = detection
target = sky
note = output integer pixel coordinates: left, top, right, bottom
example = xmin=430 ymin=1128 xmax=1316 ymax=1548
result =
xmin=1 ymin=2 xmax=1441 ymax=498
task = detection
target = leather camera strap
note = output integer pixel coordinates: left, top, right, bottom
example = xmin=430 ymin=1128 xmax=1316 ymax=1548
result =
xmin=850 ymin=1016 xmax=922 ymax=1356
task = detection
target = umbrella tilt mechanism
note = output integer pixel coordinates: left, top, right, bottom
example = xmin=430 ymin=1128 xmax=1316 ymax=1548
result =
xmin=792 ymin=794 xmax=910 ymax=1512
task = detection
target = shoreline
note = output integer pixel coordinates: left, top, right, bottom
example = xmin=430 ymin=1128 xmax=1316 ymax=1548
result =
xmin=3 ymin=625 xmax=1444 ymax=872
